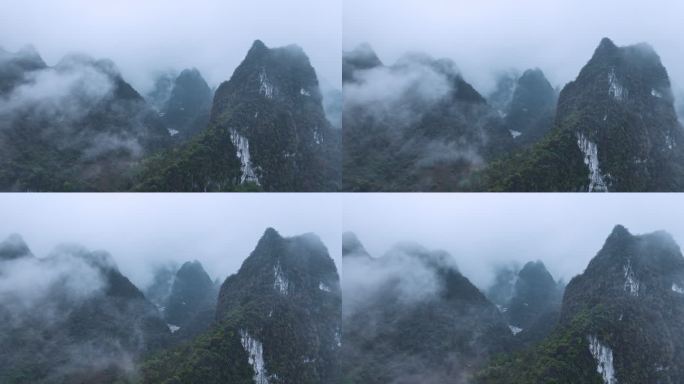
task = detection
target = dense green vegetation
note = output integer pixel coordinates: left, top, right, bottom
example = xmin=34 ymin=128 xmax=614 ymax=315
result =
xmin=131 ymin=125 xmax=244 ymax=192
xmin=476 ymin=310 xmax=606 ymax=384
xmin=483 ymin=126 xmax=589 ymax=191
xmin=140 ymin=321 xmax=254 ymax=384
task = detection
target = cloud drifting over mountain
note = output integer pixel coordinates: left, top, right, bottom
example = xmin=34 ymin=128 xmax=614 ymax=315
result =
xmin=0 ymin=0 xmax=341 ymax=90
xmin=0 ymin=194 xmax=342 ymax=288
xmin=343 ymin=194 xmax=684 ymax=288
xmin=344 ymin=0 xmax=684 ymax=94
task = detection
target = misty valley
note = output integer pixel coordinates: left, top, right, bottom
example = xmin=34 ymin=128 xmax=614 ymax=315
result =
xmin=0 ymin=228 xmax=341 ymax=384
xmin=4 ymin=3 xmax=684 ymax=384
xmin=343 ymin=37 xmax=684 ymax=192
xmin=3 ymin=224 xmax=684 ymax=383
xmin=342 ymin=226 xmax=684 ymax=384
xmin=0 ymin=41 xmax=342 ymax=192
xmin=4 ymin=33 xmax=684 ymax=192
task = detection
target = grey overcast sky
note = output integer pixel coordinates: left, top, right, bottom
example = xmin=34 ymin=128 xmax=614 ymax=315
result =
xmin=344 ymin=0 xmax=684 ymax=95
xmin=0 ymin=194 xmax=342 ymax=289
xmin=0 ymin=0 xmax=341 ymax=91
xmin=343 ymin=193 xmax=684 ymax=289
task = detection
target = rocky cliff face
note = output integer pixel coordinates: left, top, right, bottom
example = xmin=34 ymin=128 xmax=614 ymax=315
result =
xmin=478 ymin=225 xmax=684 ymax=383
xmin=136 ymin=40 xmax=341 ymax=192
xmin=141 ymin=228 xmax=341 ymax=384
xmin=488 ymin=38 xmax=684 ymax=192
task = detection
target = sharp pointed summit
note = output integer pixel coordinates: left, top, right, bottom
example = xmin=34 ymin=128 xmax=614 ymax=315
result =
xmin=164 ymin=260 xmax=217 ymax=340
xmin=0 ymin=233 xmax=33 ymax=261
xmin=248 ymin=39 xmax=268 ymax=55
xmin=342 ymin=43 xmax=383 ymax=83
xmin=160 ymin=67 xmax=213 ymax=139
xmin=342 ymin=231 xmax=371 ymax=259
xmin=259 ymin=227 xmax=282 ymax=244
xmin=593 ymin=37 xmax=619 ymax=57
xmin=608 ymin=224 xmax=631 ymax=239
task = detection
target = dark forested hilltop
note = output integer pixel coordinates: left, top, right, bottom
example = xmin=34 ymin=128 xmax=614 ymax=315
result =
xmin=343 ymin=38 xmax=684 ymax=192
xmin=0 ymin=41 xmax=341 ymax=192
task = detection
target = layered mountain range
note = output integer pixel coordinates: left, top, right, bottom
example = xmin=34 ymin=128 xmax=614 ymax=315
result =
xmin=0 ymin=228 xmax=340 ymax=384
xmin=0 ymin=41 xmax=340 ymax=191
xmin=488 ymin=38 xmax=684 ymax=191
xmin=344 ymin=225 xmax=684 ymax=383
xmin=344 ymin=37 xmax=684 ymax=191
xmin=3 ymin=224 xmax=682 ymax=383
xmin=141 ymin=228 xmax=342 ymax=383
xmin=478 ymin=225 xmax=684 ymax=383
xmin=135 ymin=40 xmax=341 ymax=192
